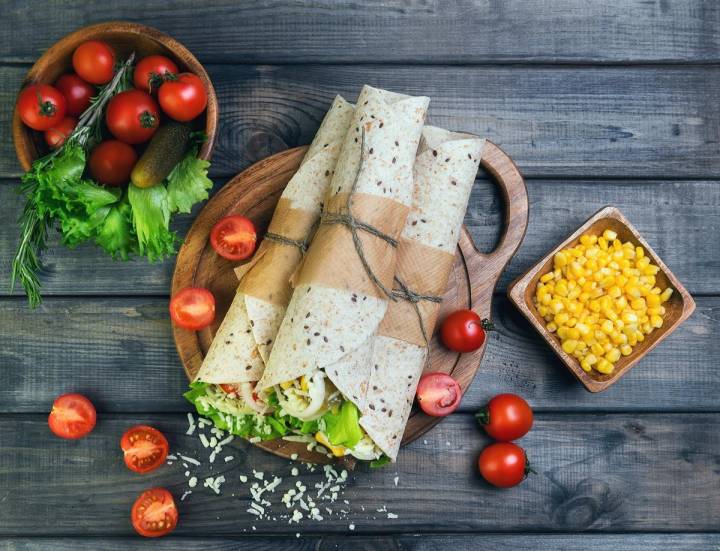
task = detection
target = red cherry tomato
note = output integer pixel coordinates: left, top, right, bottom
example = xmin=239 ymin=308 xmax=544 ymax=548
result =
xmin=476 ymin=394 xmax=534 ymax=442
xmin=220 ymin=384 xmax=238 ymax=394
xmin=134 ymin=55 xmax=179 ymax=93
xmin=210 ymin=215 xmax=257 ymax=261
xmin=89 ymin=140 xmax=138 ymax=186
xmin=158 ymin=73 xmax=207 ymax=122
xmin=441 ymin=309 xmax=491 ymax=353
xmin=54 ymin=73 xmax=95 ymax=116
xmin=170 ymin=287 xmax=216 ymax=330
xmin=416 ymin=372 xmax=462 ymax=417
xmin=72 ymin=40 xmax=115 ymax=85
xmin=44 ymin=116 xmax=77 ymax=149
xmin=478 ymin=442 xmax=531 ymax=488
xmin=121 ymin=425 xmax=169 ymax=474
xmin=17 ymin=84 xmax=67 ymax=131
xmin=131 ymin=488 xmax=178 ymax=538
xmin=48 ymin=393 xmax=97 ymax=439
xmin=106 ymin=90 xmax=160 ymax=144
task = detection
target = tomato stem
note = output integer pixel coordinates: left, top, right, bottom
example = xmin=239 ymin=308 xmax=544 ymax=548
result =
xmin=474 ymin=408 xmax=490 ymax=426
xmin=524 ymin=456 xmax=536 ymax=477
xmin=139 ymin=110 xmax=157 ymax=129
xmin=481 ymin=318 xmax=495 ymax=331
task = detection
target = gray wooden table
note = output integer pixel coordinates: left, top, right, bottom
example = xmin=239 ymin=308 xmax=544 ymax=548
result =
xmin=1 ymin=1 xmax=719 ymax=549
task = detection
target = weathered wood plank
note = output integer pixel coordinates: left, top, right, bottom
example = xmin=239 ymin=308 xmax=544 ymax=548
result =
xmin=0 ymin=296 xmax=717 ymax=413
xmin=2 ymin=534 xmax=719 ymax=550
xmin=1 ymin=178 xmax=717 ymax=297
xmin=0 ymin=413 xmax=717 ymax=534
xmin=2 ymin=0 xmax=719 ymax=65
xmin=2 ymin=65 xmax=720 ymax=179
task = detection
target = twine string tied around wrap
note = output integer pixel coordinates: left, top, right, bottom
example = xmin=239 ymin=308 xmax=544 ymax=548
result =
xmin=320 ymin=128 xmax=398 ymax=300
xmin=264 ymin=218 xmax=319 ymax=256
xmin=391 ymin=275 xmax=442 ymax=349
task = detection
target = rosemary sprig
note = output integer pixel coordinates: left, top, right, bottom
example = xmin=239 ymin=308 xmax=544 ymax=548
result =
xmin=10 ymin=54 xmax=135 ymax=308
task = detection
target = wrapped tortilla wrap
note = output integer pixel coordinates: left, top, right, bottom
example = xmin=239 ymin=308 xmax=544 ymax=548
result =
xmin=258 ymin=86 xmax=430 ymax=420
xmin=195 ymin=96 xmax=354 ymax=388
xmin=359 ymin=127 xmax=485 ymax=460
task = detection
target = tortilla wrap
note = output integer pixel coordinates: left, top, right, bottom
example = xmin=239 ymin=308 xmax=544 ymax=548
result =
xmin=195 ymin=96 xmax=354 ymax=384
xmin=258 ymin=86 xmax=430 ymax=415
xmin=359 ymin=127 xmax=485 ymax=459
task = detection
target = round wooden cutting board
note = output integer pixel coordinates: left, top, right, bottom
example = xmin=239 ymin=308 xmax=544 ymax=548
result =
xmin=172 ymin=140 xmax=528 ymax=464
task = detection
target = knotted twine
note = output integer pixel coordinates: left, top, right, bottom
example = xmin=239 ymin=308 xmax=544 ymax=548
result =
xmin=320 ymin=128 xmax=399 ymax=300
xmin=320 ymin=127 xmax=443 ymax=347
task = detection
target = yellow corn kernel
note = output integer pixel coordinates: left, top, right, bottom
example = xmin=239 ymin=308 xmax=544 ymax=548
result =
xmin=575 ymin=323 xmax=591 ymax=336
xmin=562 ymin=339 xmax=578 ymax=354
xmin=555 ymin=281 xmax=569 ymax=297
xmin=315 ymin=432 xmax=346 ymax=457
xmin=596 ymin=358 xmax=614 ymax=374
xmin=620 ymin=344 xmax=632 ymax=356
xmin=660 ymin=288 xmax=673 ymax=303
xmin=621 ymin=311 xmax=638 ymax=324
xmin=580 ymin=359 xmax=592 ymax=372
xmin=554 ymin=312 xmax=570 ymax=326
xmin=300 ymin=376 xmax=309 ymax=391
xmin=603 ymin=229 xmax=617 ymax=241
xmin=611 ymin=332 xmax=627 ymax=346
xmin=605 ymin=348 xmax=621 ymax=363
xmin=608 ymin=286 xmax=622 ymax=298
xmin=557 ymin=326 xmax=569 ymax=340
xmin=635 ymin=246 xmax=645 ymax=259
xmin=540 ymin=272 xmax=555 ymax=283
xmin=641 ymin=322 xmax=652 ymax=334
xmin=546 ymin=322 xmax=558 ymax=333
xmin=568 ymin=327 xmax=581 ymax=340
xmin=601 ymin=320 xmax=614 ymax=334
xmin=591 ymin=343 xmax=605 ymax=356
xmin=554 ymin=251 xmax=569 ymax=268
xmin=650 ymin=315 xmax=663 ymax=328
xmin=630 ymin=298 xmax=647 ymax=311
xmin=280 ymin=380 xmax=294 ymax=389
xmin=550 ymin=299 xmax=565 ymax=314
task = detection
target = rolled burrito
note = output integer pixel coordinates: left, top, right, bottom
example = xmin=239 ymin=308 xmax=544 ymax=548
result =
xmin=360 ymin=126 xmax=485 ymax=460
xmin=258 ymin=86 xmax=429 ymax=460
xmin=185 ymin=96 xmax=355 ymax=435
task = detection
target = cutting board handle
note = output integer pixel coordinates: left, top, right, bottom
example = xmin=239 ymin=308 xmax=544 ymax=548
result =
xmin=468 ymin=140 xmax=529 ymax=317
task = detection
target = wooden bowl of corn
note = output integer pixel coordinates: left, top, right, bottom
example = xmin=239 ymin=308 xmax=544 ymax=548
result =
xmin=508 ymin=206 xmax=695 ymax=392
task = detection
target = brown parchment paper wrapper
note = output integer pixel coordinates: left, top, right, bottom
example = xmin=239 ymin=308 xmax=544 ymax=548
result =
xmin=195 ymin=96 xmax=354 ymax=384
xmin=359 ymin=127 xmax=485 ymax=460
xmin=259 ymin=85 xmax=430 ymax=415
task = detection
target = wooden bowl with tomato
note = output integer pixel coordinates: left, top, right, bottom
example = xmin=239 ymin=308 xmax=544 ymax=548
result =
xmin=12 ymin=21 xmax=217 ymax=170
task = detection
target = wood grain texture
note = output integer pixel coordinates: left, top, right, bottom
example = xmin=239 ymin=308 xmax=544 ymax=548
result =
xmin=1 ymin=178 xmax=717 ymax=297
xmin=0 ymin=413 xmax=718 ymax=535
xmin=3 ymin=534 xmax=719 ymax=550
xmin=1 ymin=0 xmax=719 ymax=64
xmin=0 ymin=295 xmax=717 ymax=413
xmin=2 ymin=65 xmax=720 ymax=179
xmin=509 ymin=206 xmax=696 ymax=392
xmin=172 ymin=142 xmax=528 ymax=461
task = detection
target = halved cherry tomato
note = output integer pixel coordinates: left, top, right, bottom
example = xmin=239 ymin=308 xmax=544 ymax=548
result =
xmin=416 ymin=372 xmax=462 ymax=416
xmin=440 ymin=309 xmax=492 ymax=353
xmin=220 ymin=384 xmax=238 ymax=394
xmin=476 ymin=394 xmax=533 ymax=442
xmin=54 ymin=73 xmax=95 ymax=116
xmin=106 ymin=90 xmax=160 ymax=144
xmin=17 ymin=84 xmax=67 ymax=131
xmin=134 ymin=55 xmax=179 ymax=93
xmin=478 ymin=442 xmax=532 ymax=488
xmin=89 ymin=140 xmax=138 ymax=186
xmin=44 ymin=116 xmax=77 ymax=149
xmin=169 ymin=287 xmax=215 ymax=330
xmin=48 ymin=393 xmax=96 ymax=439
xmin=158 ymin=73 xmax=207 ymax=122
xmin=210 ymin=215 xmax=257 ymax=261
xmin=72 ymin=40 xmax=115 ymax=85
xmin=121 ymin=425 xmax=169 ymax=474
xmin=131 ymin=488 xmax=178 ymax=538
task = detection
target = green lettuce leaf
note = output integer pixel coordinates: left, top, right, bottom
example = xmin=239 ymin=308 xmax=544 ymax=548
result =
xmin=127 ymin=183 xmax=176 ymax=261
xmin=370 ymin=455 xmax=391 ymax=468
xmin=95 ymin=194 xmax=136 ymax=260
xmin=166 ymin=152 xmax=213 ymax=214
xmin=183 ymin=382 xmax=288 ymax=441
xmin=322 ymin=400 xmax=363 ymax=449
